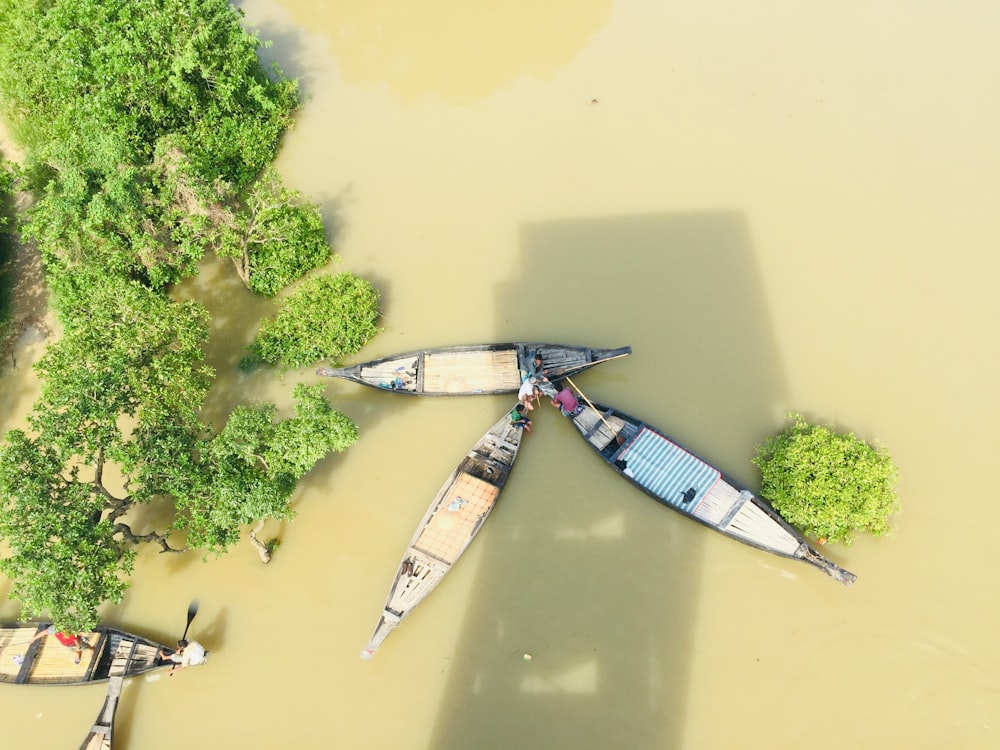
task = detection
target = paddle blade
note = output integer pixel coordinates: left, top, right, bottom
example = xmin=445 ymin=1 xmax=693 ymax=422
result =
xmin=181 ymin=599 xmax=200 ymax=640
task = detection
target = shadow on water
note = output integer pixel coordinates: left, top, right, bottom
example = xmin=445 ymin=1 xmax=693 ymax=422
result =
xmin=427 ymin=212 xmax=786 ymax=750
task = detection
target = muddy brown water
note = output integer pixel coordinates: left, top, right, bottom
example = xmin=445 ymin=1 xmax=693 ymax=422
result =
xmin=2 ymin=1 xmax=999 ymax=748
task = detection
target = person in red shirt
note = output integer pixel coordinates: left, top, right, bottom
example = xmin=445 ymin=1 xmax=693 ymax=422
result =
xmin=30 ymin=624 xmax=87 ymax=664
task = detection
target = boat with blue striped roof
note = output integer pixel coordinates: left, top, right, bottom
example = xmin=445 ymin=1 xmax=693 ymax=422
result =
xmin=564 ymin=396 xmax=856 ymax=585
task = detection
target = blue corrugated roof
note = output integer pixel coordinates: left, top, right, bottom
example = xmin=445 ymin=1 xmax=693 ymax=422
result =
xmin=619 ymin=428 xmax=720 ymax=511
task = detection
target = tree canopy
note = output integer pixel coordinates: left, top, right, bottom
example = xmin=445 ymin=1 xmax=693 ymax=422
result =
xmin=217 ymin=166 xmax=333 ymax=296
xmin=0 ymin=273 xmax=360 ymax=628
xmin=0 ymin=0 xmax=300 ymax=288
xmin=0 ymin=0 xmax=379 ymax=632
xmin=753 ymin=413 xmax=900 ymax=546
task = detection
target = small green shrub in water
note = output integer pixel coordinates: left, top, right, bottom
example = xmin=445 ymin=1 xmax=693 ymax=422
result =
xmin=238 ymin=354 xmax=261 ymax=373
xmin=252 ymin=272 xmax=380 ymax=369
xmin=752 ymin=413 xmax=900 ymax=546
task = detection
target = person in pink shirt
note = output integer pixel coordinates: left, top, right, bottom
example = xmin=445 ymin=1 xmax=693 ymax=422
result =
xmin=551 ymin=387 xmax=579 ymax=416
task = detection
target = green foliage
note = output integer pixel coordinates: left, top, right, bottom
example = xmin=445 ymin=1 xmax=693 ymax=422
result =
xmin=252 ymin=273 xmax=381 ymax=368
xmin=30 ymin=271 xmax=213 ymax=468
xmin=217 ymin=167 xmax=333 ymax=296
xmin=0 ymin=0 xmax=297 ymax=185
xmin=177 ymin=384 xmax=359 ymax=554
xmin=0 ymin=272 xmax=360 ymax=625
xmin=0 ymin=0 xmax=373 ymax=630
xmin=0 ymin=0 xmax=299 ymax=286
xmin=753 ymin=413 xmax=900 ymax=546
xmin=0 ymin=273 xmax=209 ymax=628
xmin=0 ymin=431 xmax=134 ymax=633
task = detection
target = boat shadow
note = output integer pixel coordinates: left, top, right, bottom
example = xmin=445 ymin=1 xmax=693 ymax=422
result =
xmin=426 ymin=210 xmax=788 ymax=749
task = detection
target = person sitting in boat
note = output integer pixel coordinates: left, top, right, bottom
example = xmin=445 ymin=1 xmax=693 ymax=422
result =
xmin=518 ymin=376 xmax=540 ymax=411
xmin=550 ymin=387 xmax=579 ymax=416
xmin=511 ymin=403 xmax=532 ymax=432
xmin=29 ymin=624 xmax=90 ymax=664
xmin=527 ymin=354 xmax=550 ymax=385
xmin=160 ymin=639 xmax=207 ymax=676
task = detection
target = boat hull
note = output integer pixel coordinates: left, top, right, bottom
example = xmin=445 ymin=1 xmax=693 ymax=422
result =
xmin=79 ymin=675 xmax=122 ymax=749
xmin=0 ymin=623 xmax=172 ymax=686
xmin=361 ymin=405 xmax=526 ymax=659
xmin=566 ymin=401 xmax=856 ymax=585
xmin=318 ymin=342 xmax=631 ymax=396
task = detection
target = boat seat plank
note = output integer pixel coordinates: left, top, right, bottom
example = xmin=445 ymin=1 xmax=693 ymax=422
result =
xmin=574 ymin=409 xmax=626 ymax=450
xmin=693 ymin=481 xmax=743 ymax=526
xmin=413 ymin=473 xmax=500 ymax=564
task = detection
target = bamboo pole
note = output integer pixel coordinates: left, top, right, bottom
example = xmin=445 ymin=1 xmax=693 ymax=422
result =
xmin=563 ymin=376 xmax=616 ymax=435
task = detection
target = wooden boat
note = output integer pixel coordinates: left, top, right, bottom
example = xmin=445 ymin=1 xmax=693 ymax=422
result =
xmin=361 ymin=405 xmax=526 ymax=659
xmin=79 ymin=675 xmax=123 ymax=750
xmin=564 ymin=399 xmax=857 ymax=585
xmin=317 ymin=342 xmax=631 ymax=396
xmin=0 ymin=623 xmax=172 ymax=685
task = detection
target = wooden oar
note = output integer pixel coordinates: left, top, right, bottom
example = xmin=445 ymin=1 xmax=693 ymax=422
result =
xmin=181 ymin=600 xmax=199 ymax=642
xmin=563 ymin=376 xmax=617 ymax=436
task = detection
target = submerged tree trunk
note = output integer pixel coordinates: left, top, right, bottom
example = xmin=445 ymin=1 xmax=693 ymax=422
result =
xmin=248 ymin=519 xmax=271 ymax=564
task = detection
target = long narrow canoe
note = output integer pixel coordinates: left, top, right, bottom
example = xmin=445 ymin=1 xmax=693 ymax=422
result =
xmin=0 ymin=623 xmax=171 ymax=685
xmin=361 ymin=405 xmax=527 ymax=660
xmin=565 ymin=400 xmax=857 ymax=585
xmin=317 ymin=342 xmax=631 ymax=396
xmin=79 ymin=675 xmax=123 ymax=750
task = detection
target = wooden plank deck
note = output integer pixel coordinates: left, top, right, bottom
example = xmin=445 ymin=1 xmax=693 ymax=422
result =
xmin=574 ymin=408 xmax=626 ymax=450
xmin=386 ymin=558 xmax=447 ymax=615
xmin=358 ymin=355 xmax=419 ymax=391
xmin=0 ymin=627 xmax=101 ymax=684
xmin=692 ymin=480 xmax=743 ymax=526
xmin=535 ymin=347 xmax=590 ymax=373
xmin=722 ymin=499 xmax=801 ymax=555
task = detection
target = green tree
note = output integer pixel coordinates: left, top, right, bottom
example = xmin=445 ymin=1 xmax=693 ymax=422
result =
xmin=0 ymin=274 xmax=358 ymax=630
xmin=251 ymin=272 xmax=381 ymax=369
xmin=0 ymin=0 xmax=299 ymax=288
xmin=753 ymin=413 xmax=900 ymax=545
xmin=0 ymin=0 xmax=378 ymax=631
xmin=217 ymin=166 xmax=333 ymax=296
xmin=0 ymin=431 xmax=134 ymax=635
xmin=0 ymin=0 xmax=297 ymax=185
xmin=177 ymin=384 xmax=359 ymax=554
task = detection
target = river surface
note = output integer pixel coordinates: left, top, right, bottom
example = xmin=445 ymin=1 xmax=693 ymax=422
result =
xmin=2 ymin=2 xmax=999 ymax=748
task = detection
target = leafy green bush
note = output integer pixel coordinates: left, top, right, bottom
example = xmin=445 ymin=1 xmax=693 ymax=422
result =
xmin=753 ymin=413 xmax=900 ymax=545
xmin=252 ymin=273 xmax=380 ymax=368
xmin=217 ymin=167 xmax=333 ymax=296
xmin=0 ymin=0 xmax=299 ymax=286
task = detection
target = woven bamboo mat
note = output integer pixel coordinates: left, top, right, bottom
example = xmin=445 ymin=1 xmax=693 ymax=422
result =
xmin=423 ymin=350 xmax=521 ymax=393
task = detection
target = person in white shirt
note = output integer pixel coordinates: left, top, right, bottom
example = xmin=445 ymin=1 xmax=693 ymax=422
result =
xmin=160 ymin=639 xmax=207 ymax=676
xmin=518 ymin=376 xmax=540 ymax=411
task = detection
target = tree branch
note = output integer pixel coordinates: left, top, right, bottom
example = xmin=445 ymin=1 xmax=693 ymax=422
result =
xmin=111 ymin=522 xmax=185 ymax=554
